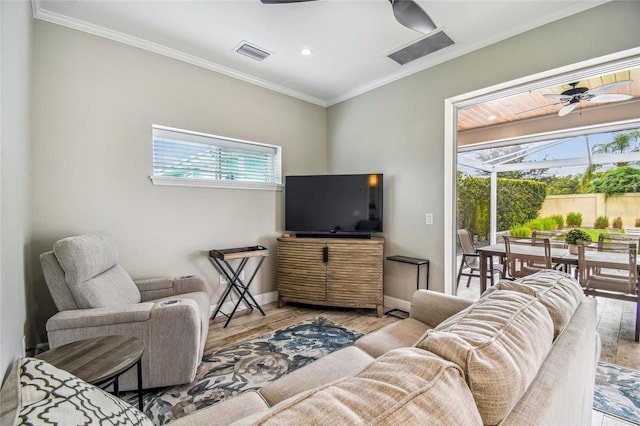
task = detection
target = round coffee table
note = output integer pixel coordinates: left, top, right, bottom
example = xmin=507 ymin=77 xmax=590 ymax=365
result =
xmin=38 ymin=335 xmax=144 ymax=410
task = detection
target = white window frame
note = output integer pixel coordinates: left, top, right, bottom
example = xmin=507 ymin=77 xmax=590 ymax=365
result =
xmin=150 ymin=125 xmax=283 ymax=191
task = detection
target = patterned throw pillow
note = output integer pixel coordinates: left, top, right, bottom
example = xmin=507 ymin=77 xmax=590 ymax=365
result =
xmin=17 ymin=357 xmax=152 ymax=426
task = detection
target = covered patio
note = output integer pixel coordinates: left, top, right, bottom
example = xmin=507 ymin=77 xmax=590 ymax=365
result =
xmin=457 ymin=120 xmax=640 ymax=244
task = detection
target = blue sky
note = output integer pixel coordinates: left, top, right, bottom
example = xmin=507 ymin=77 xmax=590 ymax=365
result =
xmin=459 ymin=127 xmax=640 ymax=177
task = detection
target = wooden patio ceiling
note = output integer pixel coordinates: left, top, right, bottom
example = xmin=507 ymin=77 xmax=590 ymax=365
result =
xmin=457 ymin=67 xmax=640 ymax=132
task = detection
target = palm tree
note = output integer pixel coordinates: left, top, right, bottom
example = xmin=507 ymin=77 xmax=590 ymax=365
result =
xmin=591 ymin=130 xmax=640 ymax=167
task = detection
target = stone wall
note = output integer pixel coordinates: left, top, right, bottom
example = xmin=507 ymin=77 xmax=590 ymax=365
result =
xmin=539 ymin=193 xmax=640 ymax=228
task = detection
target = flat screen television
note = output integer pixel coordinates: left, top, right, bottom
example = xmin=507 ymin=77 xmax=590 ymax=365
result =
xmin=285 ymin=174 xmax=383 ymax=237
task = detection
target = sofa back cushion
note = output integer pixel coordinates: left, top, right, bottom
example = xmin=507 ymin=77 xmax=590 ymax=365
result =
xmin=3 ymin=357 xmax=152 ymax=425
xmin=53 ymin=233 xmax=140 ymax=308
xmin=415 ymin=290 xmax=554 ymax=426
xmin=240 ymin=347 xmax=482 ymax=425
xmin=496 ymin=270 xmax=584 ymax=338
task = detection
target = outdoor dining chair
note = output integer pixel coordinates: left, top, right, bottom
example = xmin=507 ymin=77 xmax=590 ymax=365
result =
xmin=598 ymin=233 xmax=640 ymax=251
xmin=532 ymin=230 xmax=565 ymax=246
xmin=456 ymin=229 xmax=503 ymax=288
xmin=503 ymin=236 xmax=552 ymax=279
xmin=578 ymin=240 xmax=639 ymax=342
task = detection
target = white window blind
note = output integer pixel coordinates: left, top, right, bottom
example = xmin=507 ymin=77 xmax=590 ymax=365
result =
xmin=150 ymin=125 xmax=282 ymax=190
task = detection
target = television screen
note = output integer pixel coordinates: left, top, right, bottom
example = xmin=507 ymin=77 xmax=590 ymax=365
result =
xmin=285 ymin=174 xmax=383 ymax=236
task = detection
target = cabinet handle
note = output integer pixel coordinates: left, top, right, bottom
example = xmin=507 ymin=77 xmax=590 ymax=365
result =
xmin=323 ymin=246 xmax=329 ymax=263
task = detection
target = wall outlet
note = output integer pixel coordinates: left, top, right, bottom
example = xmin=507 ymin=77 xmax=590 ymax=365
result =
xmin=220 ymin=270 xmax=244 ymax=285
xmin=425 ymin=213 xmax=434 ymax=225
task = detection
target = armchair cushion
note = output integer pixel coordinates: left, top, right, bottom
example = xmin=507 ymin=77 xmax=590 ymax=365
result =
xmin=53 ymin=232 xmax=118 ymax=284
xmin=53 ymin=233 xmax=140 ymax=308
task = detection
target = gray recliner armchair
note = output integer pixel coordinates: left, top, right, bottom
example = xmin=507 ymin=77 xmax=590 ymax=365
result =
xmin=40 ymin=232 xmax=211 ymax=390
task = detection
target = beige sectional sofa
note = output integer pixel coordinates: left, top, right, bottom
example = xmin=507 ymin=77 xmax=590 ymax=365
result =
xmin=171 ymin=269 xmax=599 ymax=426
xmin=1 ymin=270 xmax=599 ymax=425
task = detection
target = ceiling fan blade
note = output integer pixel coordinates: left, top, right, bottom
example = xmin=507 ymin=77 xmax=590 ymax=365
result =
xmin=543 ymin=93 xmax=572 ymax=101
xmin=260 ymin=0 xmax=315 ymax=3
xmin=558 ymin=102 xmax=579 ymax=117
xmin=516 ymin=100 xmax=566 ymax=115
xmin=587 ymin=79 xmax=633 ymax=96
xmin=390 ymin=0 xmax=436 ymax=33
xmin=590 ymin=93 xmax=633 ymax=103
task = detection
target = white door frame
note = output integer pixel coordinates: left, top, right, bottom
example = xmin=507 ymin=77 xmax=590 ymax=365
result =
xmin=443 ymin=47 xmax=640 ymax=295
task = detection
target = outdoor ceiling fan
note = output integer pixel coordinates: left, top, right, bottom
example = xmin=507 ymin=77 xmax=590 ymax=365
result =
xmin=543 ymin=80 xmax=633 ymax=117
xmin=260 ymin=0 xmax=436 ymax=33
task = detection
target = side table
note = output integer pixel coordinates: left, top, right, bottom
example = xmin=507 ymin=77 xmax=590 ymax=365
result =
xmin=38 ymin=335 xmax=144 ymax=411
xmin=385 ymin=255 xmax=430 ymax=318
xmin=209 ymin=245 xmax=269 ymax=328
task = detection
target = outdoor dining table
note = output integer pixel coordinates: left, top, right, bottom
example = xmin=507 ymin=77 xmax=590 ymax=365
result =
xmin=475 ymin=243 xmax=640 ymax=294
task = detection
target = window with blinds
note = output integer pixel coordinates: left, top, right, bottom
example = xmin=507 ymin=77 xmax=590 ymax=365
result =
xmin=150 ymin=125 xmax=282 ymax=190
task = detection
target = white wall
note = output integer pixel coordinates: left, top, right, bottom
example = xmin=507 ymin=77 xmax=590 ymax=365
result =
xmin=1 ymin=0 xmax=33 ymax=379
xmin=327 ymin=1 xmax=640 ymax=301
xmin=29 ymin=21 xmax=327 ymax=346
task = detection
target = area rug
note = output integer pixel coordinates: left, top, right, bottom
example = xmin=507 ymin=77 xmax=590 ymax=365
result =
xmin=124 ymin=316 xmax=363 ymax=425
xmin=594 ymin=361 xmax=640 ymax=425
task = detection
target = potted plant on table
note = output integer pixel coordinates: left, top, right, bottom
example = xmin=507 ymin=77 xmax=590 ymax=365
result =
xmin=564 ymin=228 xmax=592 ymax=255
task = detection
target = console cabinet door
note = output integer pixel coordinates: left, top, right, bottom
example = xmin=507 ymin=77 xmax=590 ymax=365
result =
xmin=277 ymin=239 xmax=326 ymax=303
xmin=326 ymin=240 xmax=383 ymax=306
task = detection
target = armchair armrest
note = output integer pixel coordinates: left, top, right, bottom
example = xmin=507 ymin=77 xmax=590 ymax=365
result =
xmin=410 ymin=290 xmax=473 ymax=327
xmin=46 ymin=303 xmax=154 ymax=332
xmin=45 ymin=299 xmax=204 ymax=390
xmin=135 ymin=275 xmax=209 ymax=302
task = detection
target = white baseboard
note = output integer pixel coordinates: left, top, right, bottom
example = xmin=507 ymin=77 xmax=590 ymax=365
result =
xmin=383 ymin=295 xmax=411 ymax=314
xmin=209 ymin=291 xmax=279 ymax=318
xmin=210 ymin=292 xmax=410 ymax=318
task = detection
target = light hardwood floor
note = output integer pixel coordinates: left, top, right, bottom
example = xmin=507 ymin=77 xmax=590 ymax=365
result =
xmin=206 ymin=277 xmax=638 ymax=426
xmin=205 ymin=302 xmax=400 ymax=355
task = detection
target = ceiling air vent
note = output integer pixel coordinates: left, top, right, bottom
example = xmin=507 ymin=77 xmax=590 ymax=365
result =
xmin=388 ymin=31 xmax=454 ymax=66
xmin=235 ymin=42 xmax=272 ymax=62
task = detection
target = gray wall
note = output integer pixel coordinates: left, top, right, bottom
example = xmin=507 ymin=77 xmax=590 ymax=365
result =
xmin=327 ymin=1 xmax=640 ymax=301
xmin=1 ymin=0 xmax=33 ymax=378
xmin=29 ymin=21 xmax=327 ymax=346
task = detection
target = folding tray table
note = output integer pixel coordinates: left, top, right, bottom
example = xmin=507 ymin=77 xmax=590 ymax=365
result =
xmin=208 ymin=245 xmax=269 ymax=328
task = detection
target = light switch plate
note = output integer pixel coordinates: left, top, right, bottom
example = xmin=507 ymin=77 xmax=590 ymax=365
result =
xmin=425 ymin=213 xmax=433 ymax=225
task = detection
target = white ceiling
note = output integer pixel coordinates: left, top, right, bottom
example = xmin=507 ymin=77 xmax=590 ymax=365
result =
xmin=33 ymin=0 xmax=609 ymax=107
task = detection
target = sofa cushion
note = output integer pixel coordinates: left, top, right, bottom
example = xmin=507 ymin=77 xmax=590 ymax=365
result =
xmin=416 ymin=290 xmax=554 ymax=426
xmin=54 ymin=233 xmax=140 ymax=308
xmin=236 ymin=347 xmax=482 ymax=425
xmin=355 ymin=318 xmax=431 ymax=358
xmin=169 ymin=391 xmax=269 ymax=426
xmin=10 ymin=357 xmax=152 ymax=425
xmin=496 ymin=270 xmax=584 ymax=338
xmin=260 ymin=346 xmax=374 ymax=406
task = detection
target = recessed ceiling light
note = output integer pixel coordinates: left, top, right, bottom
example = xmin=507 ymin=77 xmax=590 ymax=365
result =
xmin=300 ymin=48 xmax=313 ymax=56
xmin=487 ymin=115 xmax=497 ymax=120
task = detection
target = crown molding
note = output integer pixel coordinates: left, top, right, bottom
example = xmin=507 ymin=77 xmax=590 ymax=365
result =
xmin=31 ymin=1 xmax=327 ymax=107
xmin=31 ymin=0 xmax=609 ymax=108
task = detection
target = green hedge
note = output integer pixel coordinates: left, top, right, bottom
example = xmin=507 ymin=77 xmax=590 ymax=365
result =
xmin=457 ymin=174 xmax=547 ymax=239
